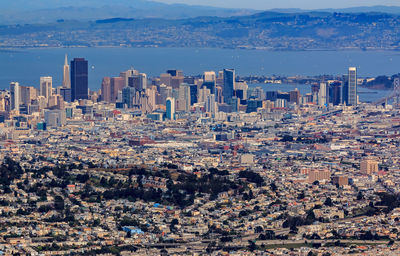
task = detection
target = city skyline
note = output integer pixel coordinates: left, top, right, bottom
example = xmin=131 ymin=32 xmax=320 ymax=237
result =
xmin=4 ymin=54 xmax=387 ymax=107
xmin=4 ymin=55 xmax=370 ymax=122
xmin=1 ymin=1 xmax=400 ymax=255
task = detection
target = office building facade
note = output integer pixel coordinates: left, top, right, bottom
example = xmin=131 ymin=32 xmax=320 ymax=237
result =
xmin=10 ymin=82 xmax=20 ymax=111
xmin=223 ymin=69 xmax=235 ymax=104
xmin=101 ymin=77 xmax=111 ymax=103
xmin=166 ymin=97 xmax=175 ymax=120
xmin=40 ymin=76 xmax=52 ymax=100
xmin=348 ymin=67 xmax=357 ymax=106
xmin=71 ymin=58 xmax=88 ymax=102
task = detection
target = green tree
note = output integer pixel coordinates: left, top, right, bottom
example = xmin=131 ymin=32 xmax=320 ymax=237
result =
xmin=54 ymin=196 xmax=65 ymax=211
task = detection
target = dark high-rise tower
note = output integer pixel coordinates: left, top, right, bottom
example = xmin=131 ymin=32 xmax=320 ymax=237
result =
xmin=348 ymin=67 xmax=357 ymax=106
xmin=342 ymin=76 xmax=349 ymax=105
xmin=329 ymin=81 xmax=342 ymax=106
xmin=166 ymin=70 xmax=183 ymax=77
xmin=190 ymin=84 xmax=198 ymax=105
xmin=223 ymin=69 xmax=235 ymax=104
xmin=71 ymin=58 xmax=88 ymax=102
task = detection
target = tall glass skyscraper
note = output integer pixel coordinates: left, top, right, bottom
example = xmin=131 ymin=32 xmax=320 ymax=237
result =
xmin=10 ymin=82 xmax=20 ymax=111
xmin=71 ymin=58 xmax=88 ymax=102
xmin=190 ymin=84 xmax=198 ymax=105
xmin=122 ymin=87 xmax=136 ymax=108
xmin=223 ymin=69 xmax=235 ymax=104
xmin=329 ymin=81 xmax=342 ymax=106
xmin=166 ymin=97 xmax=175 ymax=120
xmin=348 ymin=67 xmax=357 ymax=106
xmin=318 ymin=82 xmax=327 ymax=106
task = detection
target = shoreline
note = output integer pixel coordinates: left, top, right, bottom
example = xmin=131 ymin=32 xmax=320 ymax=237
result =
xmin=0 ymin=47 xmax=397 ymax=93
xmin=2 ymin=46 xmax=400 ymax=53
xmin=250 ymin=83 xmax=391 ymax=92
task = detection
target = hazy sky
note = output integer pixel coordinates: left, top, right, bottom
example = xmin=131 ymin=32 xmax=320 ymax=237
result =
xmin=154 ymin=0 xmax=400 ymax=9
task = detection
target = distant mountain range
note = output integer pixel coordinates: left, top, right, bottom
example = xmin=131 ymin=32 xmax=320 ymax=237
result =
xmin=2 ymin=11 xmax=400 ymax=50
xmin=3 ymin=1 xmax=400 ymax=25
xmin=271 ymin=6 xmax=400 ymax=14
xmin=0 ymin=0 xmax=256 ymax=24
xmin=2 ymin=2 xmax=400 ymax=51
